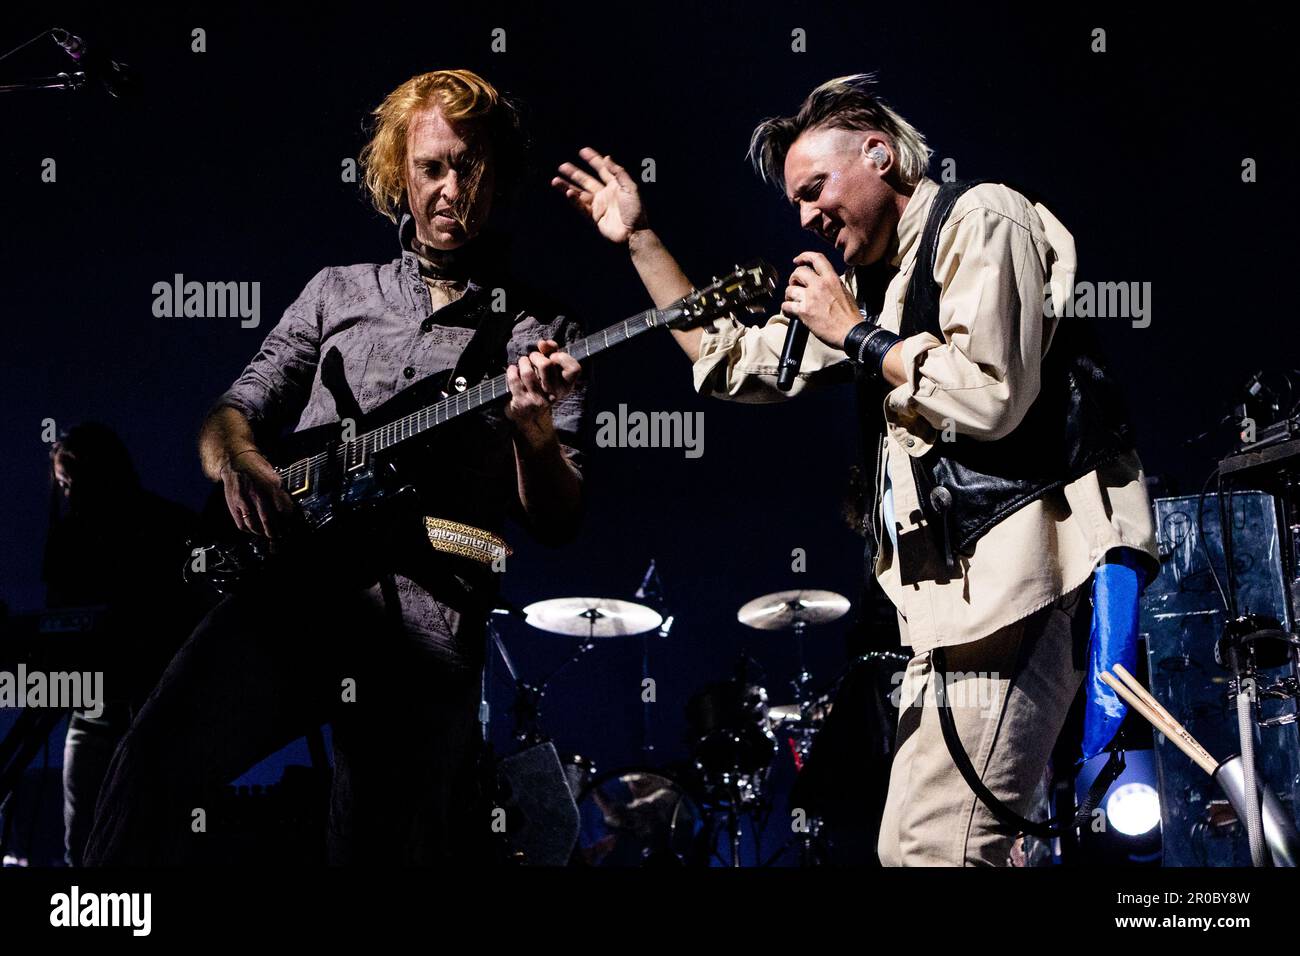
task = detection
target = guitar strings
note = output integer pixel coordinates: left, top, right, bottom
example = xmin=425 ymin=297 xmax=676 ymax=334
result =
xmin=272 ymin=267 xmax=765 ymax=490
xmin=277 ymin=306 xmax=667 ymax=486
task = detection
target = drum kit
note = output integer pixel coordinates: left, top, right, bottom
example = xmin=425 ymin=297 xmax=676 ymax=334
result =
xmin=484 ymin=564 xmax=861 ymax=867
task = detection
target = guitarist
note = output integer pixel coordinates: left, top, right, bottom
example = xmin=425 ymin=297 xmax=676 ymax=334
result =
xmin=84 ymin=69 xmax=586 ymax=866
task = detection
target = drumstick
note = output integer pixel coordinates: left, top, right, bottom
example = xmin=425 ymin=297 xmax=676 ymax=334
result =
xmin=1099 ymin=671 xmax=1219 ymax=775
xmin=1112 ymin=664 xmax=1180 ymax=731
xmin=1110 ymin=663 xmax=1220 ymax=771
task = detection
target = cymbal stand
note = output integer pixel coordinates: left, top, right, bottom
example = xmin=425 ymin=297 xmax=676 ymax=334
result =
xmin=508 ymin=612 xmax=600 ymax=747
xmin=636 ymin=559 xmax=673 ymax=759
xmin=787 ymin=616 xmax=824 ymax=865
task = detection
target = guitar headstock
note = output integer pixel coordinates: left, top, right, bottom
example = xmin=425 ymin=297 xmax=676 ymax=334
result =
xmin=664 ymin=260 xmax=778 ymax=330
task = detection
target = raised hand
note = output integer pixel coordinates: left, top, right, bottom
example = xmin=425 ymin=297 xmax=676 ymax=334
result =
xmin=552 ymin=147 xmax=648 ymax=245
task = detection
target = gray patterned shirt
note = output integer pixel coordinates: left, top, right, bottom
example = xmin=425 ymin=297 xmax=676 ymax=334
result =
xmin=213 ymin=217 xmax=586 ymax=662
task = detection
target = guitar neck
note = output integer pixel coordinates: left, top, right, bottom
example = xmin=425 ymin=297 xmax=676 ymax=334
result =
xmin=277 ymin=301 xmax=684 ymax=482
xmin=368 ymin=302 xmax=687 ymax=452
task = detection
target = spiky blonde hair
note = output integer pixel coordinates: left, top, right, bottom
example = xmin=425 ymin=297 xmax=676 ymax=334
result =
xmin=360 ymin=68 xmax=524 ymax=226
xmin=748 ymin=73 xmax=932 ymax=190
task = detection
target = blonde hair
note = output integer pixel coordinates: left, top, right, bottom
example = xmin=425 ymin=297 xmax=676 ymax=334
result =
xmin=360 ymin=69 xmax=524 ymax=225
xmin=748 ymin=73 xmax=932 ymax=190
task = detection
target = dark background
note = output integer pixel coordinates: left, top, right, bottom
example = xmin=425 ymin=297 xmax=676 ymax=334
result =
xmin=0 ymin=2 xmax=1293 ymax=859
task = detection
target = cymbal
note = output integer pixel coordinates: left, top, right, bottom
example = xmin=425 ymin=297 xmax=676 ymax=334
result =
xmin=767 ymin=703 xmax=802 ymax=724
xmin=737 ymin=589 xmax=850 ymax=631
xmin=522 ymin=597 xmax=664 ymax=638
xmin=768 ymin=699 xmax=834 ymax=725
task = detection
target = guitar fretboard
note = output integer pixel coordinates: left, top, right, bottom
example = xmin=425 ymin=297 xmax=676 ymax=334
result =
xmin=278 ymin=302 xmax=684 ymax=490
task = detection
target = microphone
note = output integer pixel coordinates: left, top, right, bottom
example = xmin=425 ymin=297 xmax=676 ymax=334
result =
xmin=52 ymin=28 xmax=88 ymax=60
xmin=929 ymin=486 xmax=955 ymax=572
xmin=634 ymin=559 xmax=657 ymax=600
xmin=51 ymin=28 xmax=135 ymax=98
xmin=776 ymin=317 xmax=809 ymax=392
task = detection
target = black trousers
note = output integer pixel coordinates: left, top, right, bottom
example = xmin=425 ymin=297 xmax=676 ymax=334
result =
xmin=82 ymin=569 xmax=487 ymax=866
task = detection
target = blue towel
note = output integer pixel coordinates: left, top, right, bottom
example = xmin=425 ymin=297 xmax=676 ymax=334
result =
xmin=1081 ymin=548 xmax=1147 ymax=760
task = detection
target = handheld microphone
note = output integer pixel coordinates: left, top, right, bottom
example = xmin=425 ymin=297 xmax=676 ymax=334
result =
xmin=776 ymin=317 xmax=809 ymax=391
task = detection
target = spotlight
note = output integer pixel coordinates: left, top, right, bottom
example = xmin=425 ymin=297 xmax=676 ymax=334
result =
xmin=1105 ymin=782 xmax=1161 ymax=837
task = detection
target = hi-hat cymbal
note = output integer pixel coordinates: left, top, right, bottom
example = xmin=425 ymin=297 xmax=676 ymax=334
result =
xmin=768 ymin=699 xmax=834 ymax=725
xmin=523 ymin=597 xmax=664 ymax=638
xmin=737 ymin=590 xmax=850 ymax=631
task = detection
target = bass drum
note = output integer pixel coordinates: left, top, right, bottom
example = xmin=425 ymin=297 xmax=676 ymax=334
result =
xmin=572 ymin=767 xmax=706 ymax=867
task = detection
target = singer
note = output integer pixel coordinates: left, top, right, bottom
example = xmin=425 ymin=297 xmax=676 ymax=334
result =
xmin=554 ymin=74 xmax=1159 ymax=866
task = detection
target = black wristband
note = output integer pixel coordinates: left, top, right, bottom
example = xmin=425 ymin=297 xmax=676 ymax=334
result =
xmin=842 ymin=321 xmax=874 ymax=362
xmin=843 ymin=320 xmax=901 ymax=377
xmin=862 ymin=326 xmax=901 ymax=374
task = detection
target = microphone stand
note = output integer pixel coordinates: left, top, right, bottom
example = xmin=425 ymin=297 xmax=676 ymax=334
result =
xmin=0 ymin=72 xmax=86 ymax=94
xmin=635 ymin=559 xmax=671 ymax=759
xmin=1212 ymin=480 xmax=1300 ymax=865
xmin=0 ymin=27 xmax=132 ymax=97
xmin=0 ymin=28 xmax=77 ymax=95
xmin=481 ymin=609 xmax=521 ymax=745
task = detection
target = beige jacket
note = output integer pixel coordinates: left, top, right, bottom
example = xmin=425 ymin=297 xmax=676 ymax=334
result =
xmin=692 ymin=177 xmax=1158 ymax=651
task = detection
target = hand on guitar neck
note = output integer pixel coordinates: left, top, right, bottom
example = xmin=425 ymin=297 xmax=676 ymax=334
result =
xmin=503 ymin=338 xmax=583 ymax=449
xmin=505 ymin=338 xmax=585 ymax=545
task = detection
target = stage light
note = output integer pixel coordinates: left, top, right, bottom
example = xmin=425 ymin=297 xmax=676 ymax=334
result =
xmin=1105 ymin=782 xmax=1161 ymax=836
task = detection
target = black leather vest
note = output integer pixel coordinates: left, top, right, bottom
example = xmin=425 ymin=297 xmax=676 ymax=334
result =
xmin=859 ymin=181 xmax=1136 ymax=574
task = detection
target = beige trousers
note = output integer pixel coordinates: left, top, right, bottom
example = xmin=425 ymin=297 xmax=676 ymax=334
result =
xmin=877 ymin=582 xmax=1090 ymax=866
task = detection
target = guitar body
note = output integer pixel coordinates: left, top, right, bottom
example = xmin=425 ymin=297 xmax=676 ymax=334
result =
xmin=192 ymin=369 xmax=459 ymax=594
xmin=185 ymin=261 xmax=777 ymax=595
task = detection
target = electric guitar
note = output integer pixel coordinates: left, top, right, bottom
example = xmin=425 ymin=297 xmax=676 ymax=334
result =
xmin=186 ymin=261 xmax=777 ymax=593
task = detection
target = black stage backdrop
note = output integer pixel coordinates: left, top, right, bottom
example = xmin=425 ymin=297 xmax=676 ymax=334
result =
xmin=0 ymin=2 xmax=1293 ymax=843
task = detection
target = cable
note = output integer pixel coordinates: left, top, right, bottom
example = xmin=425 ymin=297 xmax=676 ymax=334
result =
xmin=1196 ymin=466 xmax=1231 ymax=612
xmin=0 ymin=27 xmax=54 ymax=67
xmin=1216 ymin=469 xmax=1241 ymax=619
